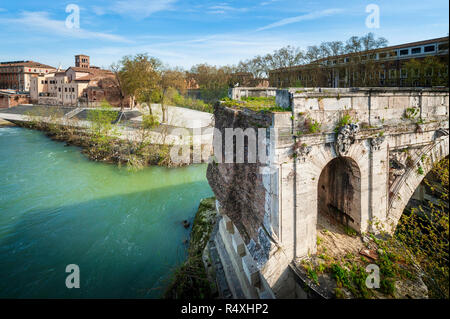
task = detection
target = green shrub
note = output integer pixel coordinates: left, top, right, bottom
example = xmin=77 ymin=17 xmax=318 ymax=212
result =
xmin=335 ymin=113 xmax=354 ymax=132
xmin=87 ymin=100 xmax=119 ymax=154
xmin=404 ymin=107 xmax=419 ymax=120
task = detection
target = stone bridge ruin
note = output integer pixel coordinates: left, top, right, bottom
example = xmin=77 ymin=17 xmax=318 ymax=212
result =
xmin=206 ymin=87 xmax=449 ymax=299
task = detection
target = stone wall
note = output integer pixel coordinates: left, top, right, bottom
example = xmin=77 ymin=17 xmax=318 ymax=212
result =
xmin=206 ymin=102 xmax=298 ymax=297
xmin=207 ymin=105 xmax=274 ymax=246
xmin=228 ymin=87 xmax=277 ymax=100
xmin=0 ymin=94 xmax=30 ymax=108
xmin=149 ymin=104 xmax=214 ymax=128
xmin=286 ymin=87 xmax=448 ymax=132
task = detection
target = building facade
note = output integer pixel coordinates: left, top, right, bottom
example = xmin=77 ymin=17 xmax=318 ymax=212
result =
xmin=30 ymin=55 xmax=125 ymax=107
xmin=0 ymin=61 xmax=56 ymax=92
xmin=269 ymin=37 xmax=449 ymax=88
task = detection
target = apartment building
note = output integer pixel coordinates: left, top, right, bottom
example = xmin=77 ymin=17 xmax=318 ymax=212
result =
xmin=30 ymin=55 xmax=124 ymax=107
xmin=0 ymin=61 xmax=56 ymax=91
xmin=269 ymin=36 xmax=449 ymax=88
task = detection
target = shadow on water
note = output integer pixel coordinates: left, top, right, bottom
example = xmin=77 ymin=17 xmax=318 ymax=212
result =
xmin=0 ymin=181 xmax=212 ymax=299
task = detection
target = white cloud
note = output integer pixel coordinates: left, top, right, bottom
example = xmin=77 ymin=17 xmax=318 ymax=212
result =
xmin=110 ymin=0 xmax=177 ymax=19
xmin=91 ymin=6 xmax=107 ymax=16
xmin=208 ymin=4 xmax=249 ymax=14
xmin=0 ymin=11 xmax=130 ymax=43
xmin=256 ymin=8 xmax=344 ymax=31
xmin=260 ymin=0 xmax=279 ymax=6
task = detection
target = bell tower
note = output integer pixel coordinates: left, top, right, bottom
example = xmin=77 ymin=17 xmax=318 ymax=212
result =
xmin=75 ymin=55 xmax=90 ymax=68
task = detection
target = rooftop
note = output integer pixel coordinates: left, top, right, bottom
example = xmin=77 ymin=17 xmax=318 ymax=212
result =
xmin=0 ymin=60 xmax=56 ymax=69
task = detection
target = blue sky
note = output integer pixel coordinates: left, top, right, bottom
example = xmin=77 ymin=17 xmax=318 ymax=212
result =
xmin=0 ymin=0 xmax=448 ymax=70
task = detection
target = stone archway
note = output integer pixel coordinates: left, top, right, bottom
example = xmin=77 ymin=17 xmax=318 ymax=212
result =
xmin=317 ymin=156 xmax=362 ymax=233
xmin=387 ymin=136 xmax=449 ymax=233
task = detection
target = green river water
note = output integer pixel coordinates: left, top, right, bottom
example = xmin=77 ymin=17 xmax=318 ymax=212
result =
xmin=0 ymin=126 xmax=213 ymax=298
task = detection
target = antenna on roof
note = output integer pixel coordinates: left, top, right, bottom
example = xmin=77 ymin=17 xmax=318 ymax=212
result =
xmin=57 ymin=62 xmax=62 ymax=71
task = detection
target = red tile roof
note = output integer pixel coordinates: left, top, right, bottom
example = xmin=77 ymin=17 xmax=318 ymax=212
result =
xmin=0 ymin=60 xmax=56 ymax=69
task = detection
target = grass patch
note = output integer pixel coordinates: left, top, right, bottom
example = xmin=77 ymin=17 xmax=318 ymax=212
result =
xmin=334 ymin=113 xmax=355 ymax=133
xmin=221 ymin=97 xmax=291 ymax=112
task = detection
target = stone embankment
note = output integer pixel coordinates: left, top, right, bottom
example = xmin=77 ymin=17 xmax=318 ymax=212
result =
xmin=164 ymin=197 xmax=218 ymax=299
xmin=0 ymin=119 xmax=14 ymax=126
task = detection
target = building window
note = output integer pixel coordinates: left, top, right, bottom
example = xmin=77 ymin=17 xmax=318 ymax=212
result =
xmin=438 ymin=43 xmax=449 ymax=51
xmin=411 ymin=47 xmax=421 ymax=54
xmin=424 ymin=45 xmax=435 ymax=52
xmin=400 ymin=49 xmax=409 ymax=56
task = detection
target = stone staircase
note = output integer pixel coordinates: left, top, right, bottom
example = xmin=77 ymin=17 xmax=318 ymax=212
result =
xmin=204 ymin=216 xmax=275 ymax=299
xmin=64 ymin=107 xmax=83 ymax=119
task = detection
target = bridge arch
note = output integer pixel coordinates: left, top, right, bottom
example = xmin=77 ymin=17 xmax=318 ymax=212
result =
xmin=317 ymin=156 xmax=362 ymax=233
xmin=387 ymin=136 xmax=449 ymax=233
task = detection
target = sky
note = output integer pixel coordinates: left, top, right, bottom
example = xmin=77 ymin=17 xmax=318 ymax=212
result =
xmin=0 ymin=0 xmax=448 ymax=70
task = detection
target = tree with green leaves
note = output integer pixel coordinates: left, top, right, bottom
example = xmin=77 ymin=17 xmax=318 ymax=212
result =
xmin=395 ymin=157 xmax=449 ymax=298
xmin=86 ymin=100 xmax=119 ymax=158
xmin=188 ymin=64 xmax=232 ymax=102
xmin=113 ymin=54 xmax=162 ymax=110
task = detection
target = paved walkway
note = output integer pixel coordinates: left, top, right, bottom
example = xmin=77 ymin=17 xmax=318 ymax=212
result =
xmin=0 ymin=105 xmax=213 ymax=146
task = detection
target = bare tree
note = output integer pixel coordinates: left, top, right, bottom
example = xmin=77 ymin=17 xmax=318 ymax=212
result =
xmin=110 ymin=62 xmax=127 ymax=111
xmin=361 ymin=32 xmax=388 ymax=51
xmin=322 ymin=41 xmax=345 ymax=56
xmin=159 ymin=68 xmax=186 ymax=123
xmin=345 ymin=36 xmax=363 ymax=53
xmin=305 ymin=45 xmax=323 ymax=63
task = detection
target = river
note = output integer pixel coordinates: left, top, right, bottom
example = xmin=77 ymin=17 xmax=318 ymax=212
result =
xmin=0 ymin=126 xmax=213 ymax=298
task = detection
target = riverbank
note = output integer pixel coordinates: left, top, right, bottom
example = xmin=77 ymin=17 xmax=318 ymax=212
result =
xmin=15 ymin=119 xmax=187 ymax=168
xmin=0 ymin=118 xmax=14 ymax=126
xmin=164 ymin=197 xmax=218 ymax=299
xmin=1 ymin=105 xmax=212 ymax=169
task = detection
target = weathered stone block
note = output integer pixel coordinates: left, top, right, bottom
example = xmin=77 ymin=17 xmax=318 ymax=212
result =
xmin=232 ymin=232 xmax=246 ymax=257
xmin=242 ymin=254 xmax=261 ymax=287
